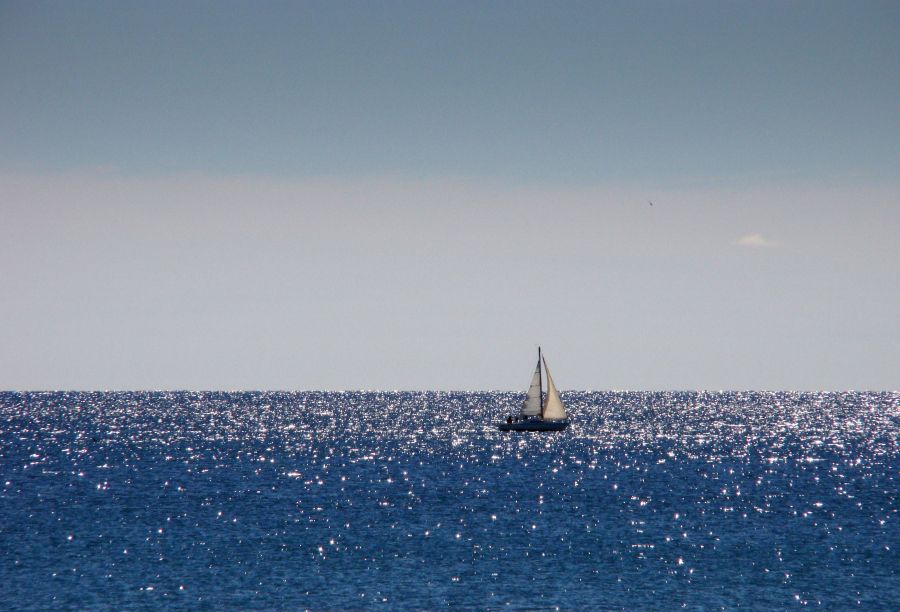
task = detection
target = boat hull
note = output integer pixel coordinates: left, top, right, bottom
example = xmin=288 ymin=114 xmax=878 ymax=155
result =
xmin=497 ymin=419 xmax=568 ymax=432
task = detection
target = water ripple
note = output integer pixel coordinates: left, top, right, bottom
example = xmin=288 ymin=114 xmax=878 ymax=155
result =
xmin=1 ymin=391 xmax=897 ymax=609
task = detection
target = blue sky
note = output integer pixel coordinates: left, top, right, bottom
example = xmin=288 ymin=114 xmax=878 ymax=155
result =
xmin=3 ymin=1 xmax=897 ymax=182
xmin=1 ymin=1 xmax=898 ymax=390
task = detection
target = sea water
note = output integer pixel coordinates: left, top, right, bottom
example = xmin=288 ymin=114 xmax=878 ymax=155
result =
xmin=1 ymin=391 xmax=897 ymax=609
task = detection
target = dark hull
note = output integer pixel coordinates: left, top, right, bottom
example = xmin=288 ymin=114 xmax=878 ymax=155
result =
xmin=497 ymin=419 xmax=568 ymax=432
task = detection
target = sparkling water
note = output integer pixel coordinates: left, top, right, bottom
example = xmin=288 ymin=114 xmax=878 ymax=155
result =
xmin=1 ymin=391 xmax=897 ymax=609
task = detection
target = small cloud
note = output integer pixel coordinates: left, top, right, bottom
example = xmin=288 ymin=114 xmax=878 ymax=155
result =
xmin=735 ymin=233 xmax=777 ymax=248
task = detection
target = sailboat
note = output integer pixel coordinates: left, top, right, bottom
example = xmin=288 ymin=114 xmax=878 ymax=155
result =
xmin=497 ymin=347 xmax=569 ymax=432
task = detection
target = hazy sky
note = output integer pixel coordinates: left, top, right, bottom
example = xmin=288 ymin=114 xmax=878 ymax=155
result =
xmin=1 ymin=1 xmax=898 ymax=390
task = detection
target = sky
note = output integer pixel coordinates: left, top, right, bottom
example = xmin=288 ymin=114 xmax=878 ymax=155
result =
xmin=1 ymin=1 xmax=898 ymax=390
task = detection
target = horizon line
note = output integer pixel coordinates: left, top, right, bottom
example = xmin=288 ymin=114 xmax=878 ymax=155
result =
xmin=2 ymin=388 xmax=896 ymax=394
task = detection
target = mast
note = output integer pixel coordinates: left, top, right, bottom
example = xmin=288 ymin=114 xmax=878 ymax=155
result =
xmin=538 ymin=346 xmax=542 ymax=417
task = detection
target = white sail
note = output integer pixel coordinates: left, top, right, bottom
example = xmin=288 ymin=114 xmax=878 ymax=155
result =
xmin=541 ymin=356 xmax=567 ymax=420
xmin=520 ymin=356 xmax=542 ymax=416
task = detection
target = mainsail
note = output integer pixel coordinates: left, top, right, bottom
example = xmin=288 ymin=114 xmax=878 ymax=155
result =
xmin=520 ymin=353 xmax=543 ymax=416
xmin=541 ymin=356 xmax=567 ymax=421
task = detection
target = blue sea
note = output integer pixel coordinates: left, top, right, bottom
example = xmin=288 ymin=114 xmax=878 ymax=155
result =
xmin=1 ymin=391 xmax=897 ymax=610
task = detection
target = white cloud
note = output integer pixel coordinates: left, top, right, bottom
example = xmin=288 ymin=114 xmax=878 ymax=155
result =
xmin=735 ymin=233 xmax=777 ymax=248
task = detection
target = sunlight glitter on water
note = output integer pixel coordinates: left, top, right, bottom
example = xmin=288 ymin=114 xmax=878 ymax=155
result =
xmin=0 ymin=390 xmax=897 ymax=608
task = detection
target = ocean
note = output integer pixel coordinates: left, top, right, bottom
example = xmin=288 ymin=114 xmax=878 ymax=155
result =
xmin=1 ymin=391 xmax=897 ymax=609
